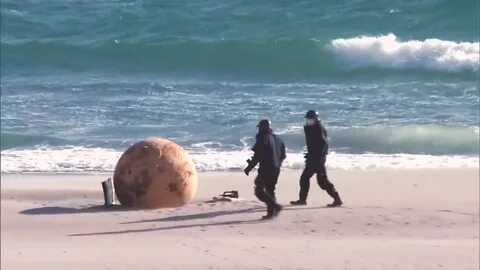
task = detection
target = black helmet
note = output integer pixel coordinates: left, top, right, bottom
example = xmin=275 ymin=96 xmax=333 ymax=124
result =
xmin=305 ymin=110 xmax=318 ymax=119
xmin=257 ymin=119 xmax=271 ymax=129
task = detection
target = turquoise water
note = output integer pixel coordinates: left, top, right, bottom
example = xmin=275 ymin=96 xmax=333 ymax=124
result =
xmin=1 ymin=0 xmax=479 ymax=172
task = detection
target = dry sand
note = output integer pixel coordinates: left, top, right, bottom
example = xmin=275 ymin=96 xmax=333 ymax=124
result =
xmin=1 ymin=169 xmax=479 ymax=270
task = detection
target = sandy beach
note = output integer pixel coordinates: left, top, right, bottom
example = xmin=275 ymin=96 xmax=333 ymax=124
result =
xmin=1 ymin=169 xmax=478 ymax=270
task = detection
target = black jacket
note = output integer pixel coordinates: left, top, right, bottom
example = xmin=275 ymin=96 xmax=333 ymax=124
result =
xmin=304 ymin=122 xmax=329 ymax=160
xmin=249 ymin=131 xmax=286 ymax=170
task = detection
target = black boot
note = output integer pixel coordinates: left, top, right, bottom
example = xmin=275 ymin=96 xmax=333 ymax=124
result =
xmin=262 ymin=204 xmax=275 ymax=219
xmin=274 ymin=204 xmax=283 ymax=216
xmin=290 ymin=200 xmax=307 ymax=205
xmin=326 ymin=190 xmax=343 ymax=207
xmin=262 ymin=214 xmax=274 ymax=220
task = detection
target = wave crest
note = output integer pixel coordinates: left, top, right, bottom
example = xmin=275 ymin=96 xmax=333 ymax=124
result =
xmin=330 ymin=34 xmax=479 ymax=72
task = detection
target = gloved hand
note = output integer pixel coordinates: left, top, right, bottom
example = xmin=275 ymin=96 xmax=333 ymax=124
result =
xmin=244 ymin=159 xmax=254 ymax=176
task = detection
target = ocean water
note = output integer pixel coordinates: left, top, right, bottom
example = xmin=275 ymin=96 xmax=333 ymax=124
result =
xmin=1 ymin=0 xmax=479 ymax=173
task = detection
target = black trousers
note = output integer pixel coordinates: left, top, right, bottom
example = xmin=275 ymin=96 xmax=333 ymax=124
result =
xmin=299 ymin=158 xmax=336 ymax=201
xmin=254 ymin=167 xmax=280 ymax=215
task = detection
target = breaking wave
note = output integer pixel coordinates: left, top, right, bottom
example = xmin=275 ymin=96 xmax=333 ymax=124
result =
xmin=330 ymin=34 xmax=479 ymax=72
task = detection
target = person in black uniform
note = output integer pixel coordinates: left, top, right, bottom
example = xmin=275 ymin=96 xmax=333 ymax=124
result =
xmin=244 ymin=119 xmax=286 ymax=219
xmin=291 ymin=110 xmax=343 ymax=207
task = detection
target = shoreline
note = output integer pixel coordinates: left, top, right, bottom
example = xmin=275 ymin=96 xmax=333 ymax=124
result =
xmin=2 ymin=150 xmax=478 ymax=173
xmin=1 ymin=166 xmax=478 ymax=176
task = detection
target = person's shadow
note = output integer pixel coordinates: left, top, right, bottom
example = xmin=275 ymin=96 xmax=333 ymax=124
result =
xmin=120 ymin=206 xmax=265 ymax=224
xmin=20 ymin=204 xmax=333 ymax=236
xmin=69 ymin=218 xmax=266 ymax=237
xmin=66 ymin=205 xmax=332 ymax=237
xmin=68 ymin=206 xmax=267 ymax=237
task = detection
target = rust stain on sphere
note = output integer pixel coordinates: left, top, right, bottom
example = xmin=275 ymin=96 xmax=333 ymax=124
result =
xmin=113 ymin=138 xmax=197 ymax=209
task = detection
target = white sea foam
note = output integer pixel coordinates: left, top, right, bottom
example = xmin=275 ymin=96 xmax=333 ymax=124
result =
xmin=329 ymin=34 xmax=479 ymax=72
xmin=1 ymin=147 xmax=478 ymax=173
xmin=0 ymin=147 xmax=119 ymax=173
